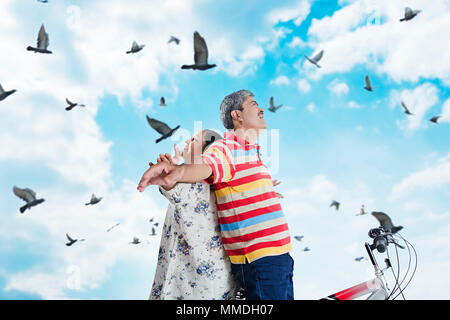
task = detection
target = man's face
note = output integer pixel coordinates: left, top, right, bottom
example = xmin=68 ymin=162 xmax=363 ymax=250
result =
xmin=238 ymin=96 xmax=267 ymax=131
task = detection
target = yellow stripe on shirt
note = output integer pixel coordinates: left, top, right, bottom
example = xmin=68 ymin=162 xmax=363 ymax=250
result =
xmin=215 ymin=178 xmax=273 ymax=199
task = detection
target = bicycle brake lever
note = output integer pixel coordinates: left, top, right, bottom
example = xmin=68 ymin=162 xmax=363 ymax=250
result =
xmin=388 ymin=238 xmax=405 ymax=249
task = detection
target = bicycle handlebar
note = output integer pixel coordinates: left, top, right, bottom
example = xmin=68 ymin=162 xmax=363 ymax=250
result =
xmin=368 ymin=227 xmax=391 ymax=253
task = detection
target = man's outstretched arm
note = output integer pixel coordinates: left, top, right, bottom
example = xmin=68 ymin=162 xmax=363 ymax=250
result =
xmin=137 ymin=162 xmax=212 ymax=192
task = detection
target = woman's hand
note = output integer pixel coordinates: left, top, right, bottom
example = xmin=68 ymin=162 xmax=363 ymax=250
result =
xmin=272 ymin=179 xmax=283 ymax=199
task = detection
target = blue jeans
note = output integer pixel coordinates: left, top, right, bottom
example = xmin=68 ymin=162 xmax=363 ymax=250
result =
xmin=231 ymin=253 xmax=294 ymax=300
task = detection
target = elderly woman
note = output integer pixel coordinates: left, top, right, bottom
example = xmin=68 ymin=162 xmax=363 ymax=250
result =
xmin=149 ymin=129 xmax=239 ymax=300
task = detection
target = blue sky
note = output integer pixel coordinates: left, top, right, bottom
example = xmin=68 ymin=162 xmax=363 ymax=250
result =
xmin=0 ymin=0 xmax=449 ymax=299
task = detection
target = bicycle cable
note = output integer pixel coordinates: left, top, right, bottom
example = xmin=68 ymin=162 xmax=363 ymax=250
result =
xmin=386 ymin=244 xmax=404 ymax=300
xmin=392 ymin=233 xmax=417 ymax=300
xmin=392 ymin=233 xmax=412 ymax=297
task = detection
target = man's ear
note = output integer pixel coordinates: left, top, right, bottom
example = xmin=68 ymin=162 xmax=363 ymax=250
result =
xmin=231 ymin=109 xmax=241 ymax=122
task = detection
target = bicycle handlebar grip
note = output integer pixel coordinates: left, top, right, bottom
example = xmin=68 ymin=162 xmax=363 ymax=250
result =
xmin=374 ymin=235 xmax=387 ymax=253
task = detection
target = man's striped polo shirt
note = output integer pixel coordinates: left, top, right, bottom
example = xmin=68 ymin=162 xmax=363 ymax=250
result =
xmin=202 ymin=131 xmax=291 ymax=264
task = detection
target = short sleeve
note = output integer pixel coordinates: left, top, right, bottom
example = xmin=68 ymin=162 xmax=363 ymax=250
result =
xmin=202 ymin=140 xmax=236 ymax=184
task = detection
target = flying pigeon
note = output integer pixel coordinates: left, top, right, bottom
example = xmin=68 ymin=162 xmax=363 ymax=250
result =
xmin=429 ymin=115 xmax=441 ymax=124
xmin=130 ymin=237 xmax=141 ymax=244
xmin=330 ymin=200 xmax=340 ymax=211
xmin=153 ymin=222 xmax=159 ymax=227
xmin=37 ymin=0 xmax=48 ymax=3
xmin=294 ymin=235 xmax=304 ymax=242
xmin=159 ymin=97 xmax=166 ymax=107
xmin=371 ymin=211 xmax=403 ymax=234
xmin=0 ymin=83 xmax=16 ymax=101
xmin=149 ymin=227 xmax=156 ymax=236
xmin=13 ymin=186 xmax=45 ymax=213
xmin=85 ymin=194 xmax=102 ymax=206
xmin=65 ymin=98 xmax=86 ymax=111
xmin=354 ymin=257 xmax=366 ymax=262
xmin=356 ymin=204 xmax=367 ymax=216
xmin=364 ymin=75 xmax=376 ymax=91
xmin=168 ymin=36 xmax=180 ymax=45
xmin=27 ymin=24 xmax=52 ymax=54
xmin=106 ymin=223 xmax=120 ymax=232
xmin=146 ymin=116 xmax=180 ymax=143
xmin=268 ymin=96 xmax=283 ymax=113
xmin=304 ymin=50 xmax=323 ymax=68
xmin=181 ymin=31 xmax=216 ymax=70
xmin=66 ymin=233 xmax=85 ymax=246
xmin=149 ymin=217 xmax=154 ymax=223
xmin=400 ymin=7 xmax=421 ymax=22
xmin=401 ymin=101 xmax=414 ymax=115
xmin=126 ymin=41 xmax=145 ymax=54
xmin=303 ymin=247 xmax=311 ymax=252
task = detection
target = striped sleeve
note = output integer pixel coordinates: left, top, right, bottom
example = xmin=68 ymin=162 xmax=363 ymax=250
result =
xmin=202 ymin=140 xmax=236 ymax=184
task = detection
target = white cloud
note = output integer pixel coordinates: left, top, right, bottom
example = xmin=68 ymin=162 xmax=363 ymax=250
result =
xmin=297 ymin=78 xmax=311 ymax=93
xmin=440 ymin=98 xmax=450 ymax=123
xmin=328 ymin=78 xmax=349 ymax=95
xmin=389 ymin=83 xmax=439 ymax=131
xmin=348 ymin=100 xmax=362 ymax=109
xmin=270 ymin=75 xmax=290 ymax=86
xmin=2 ymin=179 xmax=165 ymax=299
xmin=389 ymin=152 xmax=450 ymax=200
xmin=306 ymin=102 xmax=315 ymax=112
xmin=301 ymin=0 xmax=450 ymax=84
xmin=266 ymin=0 xmax=311 ymax=26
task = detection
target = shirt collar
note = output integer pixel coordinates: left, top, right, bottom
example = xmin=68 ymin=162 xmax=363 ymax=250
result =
xmin=224 ymin=131 xmax=260 ymax=150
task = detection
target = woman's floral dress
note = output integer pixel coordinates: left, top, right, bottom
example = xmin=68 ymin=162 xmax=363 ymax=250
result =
xmin=149 ymin=182 xmax=238 ymax=300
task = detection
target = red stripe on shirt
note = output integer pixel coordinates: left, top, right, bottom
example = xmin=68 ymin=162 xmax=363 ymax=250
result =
xmin=216 ymin=191 xmax=278 ymax=211
xmin=225 ymin=236 xmax=292 ymax=256
xmin=222 ymin=223 xmax=289 ymax=244
xmin=214 ymin=172 xmax=271 ymax=191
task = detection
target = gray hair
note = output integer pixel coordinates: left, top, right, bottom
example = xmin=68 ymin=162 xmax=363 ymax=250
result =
xmin=219 ymin=89 xmax=254 ymax=129
xmin=202 ymin=129 xmax=222 ymax=152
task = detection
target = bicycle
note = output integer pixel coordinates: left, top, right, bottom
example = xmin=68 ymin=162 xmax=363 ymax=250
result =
xmin=321 ymin=227 xmax=417 ymax=300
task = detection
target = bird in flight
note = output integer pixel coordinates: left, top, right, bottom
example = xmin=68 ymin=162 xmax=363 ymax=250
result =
xmin=27 ymin=24 xmax=52 ymax=54
xmin=146 ymin=116 xmax=180 ymax=143
xmin=401 ymin=101 xmax=414 ymax=115
xmin=371 ymin=211 xmax=403 ymax=234
xmin=149 ymin=227 xmax=157 ymax=236
xmin=330 ymin=200 xmax=340 ymax=211
xmin=400 ymin=7 xmax=421 ymax=22
xmin=106 ymin=223 xmax=120 ymax=232
xmin=65 ymin=98 xmax=86 ymax=111
xmin=37 ymin=0 xmax=48 ymax=3
xmin=354 ymin=256 xmax=366 ymax=262
xmin=130 ymin=237 xmax=141 ymax=244
xmin=303 ymin=247 xmax=311 ymax=252
xmin=268 ymin=96 xmax=283 ymax=113
xmin=0 ymin=83 xmax=16 ymax=101
xmin=159 ymin=97 xmax=166 ymax=107
xmin=126 ymin=41 xmax=145 ymax=54
xmin=66 ymin=233 xmax=85 ymax=246
xmin=304 ymin=50 xmax=324 ymax=68
xmin=429 ymin=115 xmax=441 ymax=124
xmin=85 ymin=194 xmax=103 ymax=206
xmin=294 ymin=235 xmax=304 ymax=242
xmin=168 ymin=36 xmax=180 ymax=45
xmin=13 ymin=186 xmax=45 ymax=213
xmin=356 ymin=204 xmax=367 ymax=216
xmin=181 ymin=31 xmax=216 ymax=70
xmin=364 ymin=75 xmax=376 ymax=91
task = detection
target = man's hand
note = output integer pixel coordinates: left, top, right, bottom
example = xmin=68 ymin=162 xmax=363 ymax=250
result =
xmin=137 ymin=162 xmax=185 ymax=192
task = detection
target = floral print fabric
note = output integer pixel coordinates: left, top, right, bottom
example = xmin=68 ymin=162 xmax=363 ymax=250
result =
xmin=149 ymin=182 xmax=238 ymax=300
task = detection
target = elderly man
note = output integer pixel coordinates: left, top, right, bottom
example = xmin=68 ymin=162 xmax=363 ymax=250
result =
xmin=138 ymin=90 xmax=294 ymax=300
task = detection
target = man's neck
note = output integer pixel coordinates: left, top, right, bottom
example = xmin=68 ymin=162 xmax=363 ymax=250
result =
xmin=231 ymin=128 xmax=261 ymax=145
